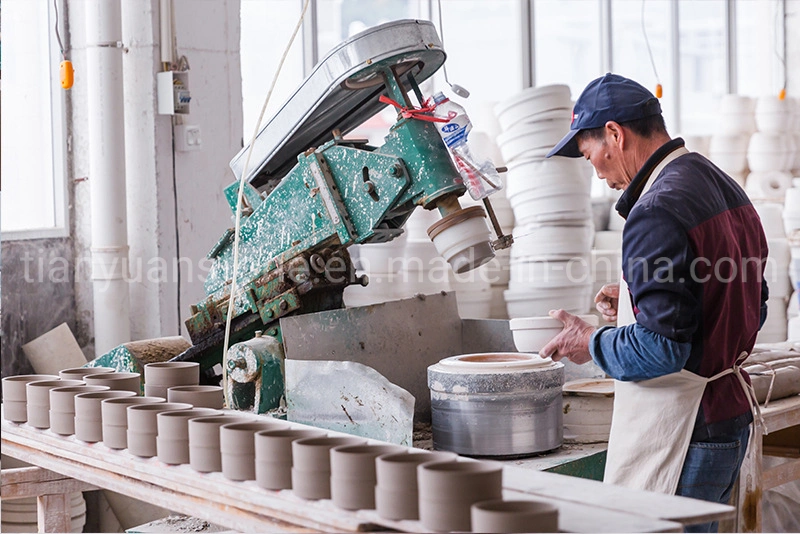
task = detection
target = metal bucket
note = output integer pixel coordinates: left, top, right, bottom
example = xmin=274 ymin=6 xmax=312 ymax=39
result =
xmin=428 ymin=353 xmax=563 ymax=458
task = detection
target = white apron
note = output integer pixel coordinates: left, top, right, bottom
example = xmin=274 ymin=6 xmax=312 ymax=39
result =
xmin=604 ymin=146 xmax=764 ymax=494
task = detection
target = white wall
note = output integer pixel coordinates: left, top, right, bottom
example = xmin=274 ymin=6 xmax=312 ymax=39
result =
xmin=65 ymin=0 xmax=242 ymax=352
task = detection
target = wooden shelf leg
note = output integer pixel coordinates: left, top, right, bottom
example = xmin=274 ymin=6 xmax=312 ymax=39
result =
xmin=37 ymin=493 xmax=71 ymax=533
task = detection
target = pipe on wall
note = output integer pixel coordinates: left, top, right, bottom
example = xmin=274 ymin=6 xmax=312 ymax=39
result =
xmin=85 ymin=0 xmax=131 ymax=356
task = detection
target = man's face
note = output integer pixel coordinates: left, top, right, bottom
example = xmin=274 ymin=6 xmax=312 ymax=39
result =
xmin=577 ymin=126 xmax=632 ymax=191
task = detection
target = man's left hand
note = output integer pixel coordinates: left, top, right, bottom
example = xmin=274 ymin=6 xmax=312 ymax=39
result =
xmin=539 ymin=309 xmax=596 ymax=365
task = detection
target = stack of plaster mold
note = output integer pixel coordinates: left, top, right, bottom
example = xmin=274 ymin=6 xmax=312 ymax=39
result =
xmin=494 ymin=85 xmax=594 ymax=318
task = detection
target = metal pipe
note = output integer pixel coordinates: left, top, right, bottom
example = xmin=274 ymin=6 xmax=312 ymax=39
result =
xmin=725 ymin=0 xmax=737 ymax=94
xmin=85 ymin=0 xmax=130 ymax=355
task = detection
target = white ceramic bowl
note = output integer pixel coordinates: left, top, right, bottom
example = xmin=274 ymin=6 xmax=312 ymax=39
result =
xmin=509 ymin=314 xmax=600 ymax=352
xmin=494 ymin=85 xmax=572 ymax=132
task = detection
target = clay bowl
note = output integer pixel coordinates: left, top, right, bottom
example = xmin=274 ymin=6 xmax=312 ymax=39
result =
xmin=2 ymin=375 xmax=59 ymax=423
xmin=188 ymin=415 xmax=249 ymax=473
xmin=417 ymin=460 xmax=504 ymax=532
xmin=58 ymin=367 xmax=116 ymax=380
xmin=144 ymin=362 xmax=199 ymax=398
xmin=84 ymin=372 xmax=142 ymax=394
xmin=167 ymin=385 xmax=224 ymax=409
xmin=471 ymin=499 xmax=559 ymax=533
xmin=25 ymin=380 xmax=84 ymax=429
xmin=74 ymin=390 xmax=137 ymax=442
xmin=49 ymin=385 xmax=110 ymax=436
xmin=156 ymin=408 xmax=220 ymax=465
xmin=290 ymin=436 xmax=366 ymax=500
xmin=375 ymin=451 xmax=458 ymax=521
xmin=330 ymin=444 xmax=406 ymax=510
xmin=219 ymin=420 xmax=288 ymax=481
xmin=254 ymin=427 xmax=327 ymax=490
xmin=100 ymin=396 xmax=166 ymax=449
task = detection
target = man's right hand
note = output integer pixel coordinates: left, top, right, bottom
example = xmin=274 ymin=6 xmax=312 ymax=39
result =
xmin=595 ymin=283 xmax=620 ymax=322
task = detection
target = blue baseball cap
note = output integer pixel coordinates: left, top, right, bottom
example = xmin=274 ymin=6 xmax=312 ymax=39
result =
xmin=547 ymin=73 xmax=662 ymax=158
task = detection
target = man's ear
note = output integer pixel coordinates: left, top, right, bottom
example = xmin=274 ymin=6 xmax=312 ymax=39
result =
xmin=605 ymin=121 xmax=624 ymax=149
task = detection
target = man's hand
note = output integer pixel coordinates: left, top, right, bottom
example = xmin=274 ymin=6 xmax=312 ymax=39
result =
xmin=539 ymin=309 xmax=596 ymax=365
xmin=595 ymin=283 xmax=620 ymax=323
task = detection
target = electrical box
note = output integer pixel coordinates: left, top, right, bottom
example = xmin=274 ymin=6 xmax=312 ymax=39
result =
xmin=157 ymin=71 xmax=191 ymax=115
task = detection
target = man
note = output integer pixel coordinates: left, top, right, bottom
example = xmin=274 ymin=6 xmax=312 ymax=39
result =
xmin=540 ymin=73 xmax=769 ymax=533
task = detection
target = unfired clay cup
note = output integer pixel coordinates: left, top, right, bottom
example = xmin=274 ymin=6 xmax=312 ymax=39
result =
xmin=330 ymin=444 xmax=406 ymax=510
xmin=470 ymin=499 xmax=559 ymax=533
xmin=101 ymin=396 xmax=166 ymax=449
xmin=167 ymin=385 xmax=224 ymax=409
xmin=84 ymin=372 xmax=142 ymax=394
xmin=375 ymin=450 xmax=458 ymax=520
xmin=188 ymin=415 xmax=248 ymax=473
xmin=220 ymin=420 xmax=287 ymax=481
xmin=2 ymin=375 xmax=59 ymax=423
xmin=290 ymin=436 xmax=366 ymax=500
xmin=74 ymin=390 xmax=136 ymax=442
xmin=417 ymin=460 xmax=504 ymax=532
xmin=49 ymin=385 xmax=110 ymax=435
xmin=144 ymin=362 xmax=199 ymax=398
xmin=25 ymin=380 xmax=84 ymax=429
xmin=126 ymin=402 xmax=192 ymax=457
xmin=254 ymin=427 xmax=327 ymax=490
xmin=156 ymin=408 xmax=220 ymax=465
xmin=58 ymin=367 xmax=115 ymax=380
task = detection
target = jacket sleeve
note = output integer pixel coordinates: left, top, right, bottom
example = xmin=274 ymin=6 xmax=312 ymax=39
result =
xmin=589 ymin=324 xmax=692 ymax=381
xmin=589 ymin=203 xmax=699 ymax=381
xmin=622 ymin=203 xmax=700 ymax=342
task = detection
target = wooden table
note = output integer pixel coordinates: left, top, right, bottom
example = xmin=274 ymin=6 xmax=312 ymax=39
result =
xmin=1 ymin=409 xmax=734 ymax=533
xmin=735 ymin=394 xmax=800 ymax=532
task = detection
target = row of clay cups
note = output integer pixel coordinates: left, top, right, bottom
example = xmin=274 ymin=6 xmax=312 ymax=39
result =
xmin=2 ymin=367 xmax=124 ymax=424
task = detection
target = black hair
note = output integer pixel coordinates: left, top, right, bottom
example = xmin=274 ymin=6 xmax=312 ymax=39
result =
xmin=577 ymin=113 xmax=668 ymax=143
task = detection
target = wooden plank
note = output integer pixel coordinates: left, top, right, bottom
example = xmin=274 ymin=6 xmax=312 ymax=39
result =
xmin=762 ymin=457 xmax=800 ymax=491
xmin=761 ymin=394 xmax=800 ymax=430
xmin=3 ymin=439 xmax=320 ymax=534
xmin=1 ymin=466 xmax=98 ymax=499
xmin=503 ymin=465 xmax=734 ymax=526
xmin=38 ymin=493 xmax=71 ymax=533
xmin=1 ymin=418 xmax=696 ymax=533
xmin=1 ymin=430 xmax=356 ymax=533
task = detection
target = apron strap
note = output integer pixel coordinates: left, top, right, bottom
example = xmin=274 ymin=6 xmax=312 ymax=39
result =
xmin=705 ymin=351 xmax=766 ymax=435
xmin=732 ymin=351 xmax=767 ymax=435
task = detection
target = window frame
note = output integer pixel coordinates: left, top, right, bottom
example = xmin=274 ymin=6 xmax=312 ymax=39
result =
xmin=1 ymin=0 xmax=69 ymax=241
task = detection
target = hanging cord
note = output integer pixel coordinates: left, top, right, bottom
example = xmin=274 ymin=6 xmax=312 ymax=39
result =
xmin=54 ymin=0 xmax=74 ymax=89
xmin=53 ymin=0 xmax=67 ymax=60
xmin=435 ymin=0 xmax=469 ymax=98
xmin=775 ymin=0 xmax=787 ymax=99
xmin=221 ymin=0 xmax=310 ymax=381
xmin=641 ymin=0 xmax=662 ymax=98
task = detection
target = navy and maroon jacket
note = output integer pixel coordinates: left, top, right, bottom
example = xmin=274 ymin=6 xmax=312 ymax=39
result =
xmin=589 ymin=138 xmax=769 ymax=441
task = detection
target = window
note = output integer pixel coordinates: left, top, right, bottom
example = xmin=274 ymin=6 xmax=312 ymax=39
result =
xmin=736 ymin=0 xmax=785 ymax=97
xmin=534 ymin=0 xmax=602 ymax=100
xmin=1 ymin=0 xmax=67 ymax=237
xmin=611 ymin=0 xmax=676 ymax=131
xmin=678 ymin=0 xmax=726 ymax=135
xmin=240 ymin=0 xmax=305 ymax=142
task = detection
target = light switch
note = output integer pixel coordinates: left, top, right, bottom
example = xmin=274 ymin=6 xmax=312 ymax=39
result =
xmin=175 ymin=124 xmax=202 ymax=152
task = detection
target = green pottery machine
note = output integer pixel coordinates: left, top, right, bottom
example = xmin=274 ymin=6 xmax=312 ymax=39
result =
xmin=173 ymin=20 xmax=511 ymax=412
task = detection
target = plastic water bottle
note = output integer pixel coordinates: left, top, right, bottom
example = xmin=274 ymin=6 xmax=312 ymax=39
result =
xmin=432 ymin=92 xmax=503 ymax=200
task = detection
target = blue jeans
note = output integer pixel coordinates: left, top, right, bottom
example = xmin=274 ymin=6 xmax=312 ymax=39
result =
xmin=676 ymin=425 xmax=751 ymax=533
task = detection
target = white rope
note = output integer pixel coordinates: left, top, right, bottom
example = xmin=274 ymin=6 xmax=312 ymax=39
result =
xmin=222 ymin=0 xmax=311 ymax=383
